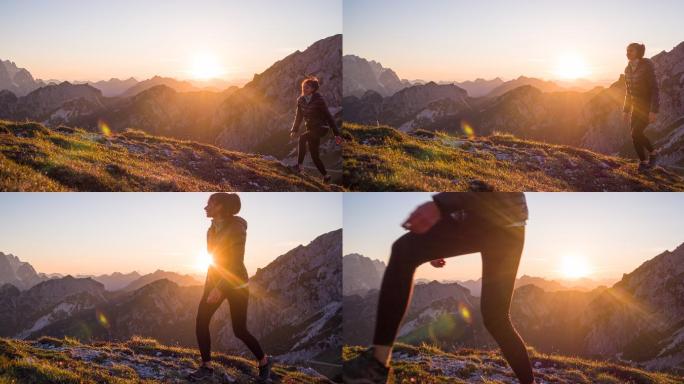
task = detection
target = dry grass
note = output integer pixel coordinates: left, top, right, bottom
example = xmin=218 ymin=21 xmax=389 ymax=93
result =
xmin=0 ymin=120 xmax=339 ymax=192
xmin=342 ymin=123 xmax=684 ymax=191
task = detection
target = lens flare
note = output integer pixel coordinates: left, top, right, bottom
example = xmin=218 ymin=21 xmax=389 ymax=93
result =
xmin=194 ymin=250 xmax=214 ymax=271
xmin=461 ymin=120 xmax=475 ymax=138
xmin=98 ymin=119 xmax=111 ymax=136
xmin=96 ymin=309 xmax=110 ymax=329
xmin=458 ymin=302 xmax=472 ymax=324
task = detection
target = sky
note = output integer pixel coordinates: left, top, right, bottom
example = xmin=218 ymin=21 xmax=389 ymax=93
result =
xmin=344 ymin=0 xmax=684 ymax=83
xmin=0 ymin=0 xmax=342 ymax=83
xmin=0 ymin=192 xmax=342 ymax=277
xmin=344 ymin=193 xmax=684 ymax=282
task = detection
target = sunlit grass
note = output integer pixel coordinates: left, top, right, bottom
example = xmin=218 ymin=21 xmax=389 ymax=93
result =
xmin=342 ymin=122 xmax=684 ymax=191
xmin=0 ymin=120 xmax=337 ymax=192
xmin=0 ymin=337 xmax=329 ymax=384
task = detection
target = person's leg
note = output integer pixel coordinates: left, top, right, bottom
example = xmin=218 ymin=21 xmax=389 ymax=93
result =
xmin=196 ymin=292 xmax=224 ymax=364
xmin=631 ymin=108 xmax=652 ymax=162
xmin=480 ymin=226 xmax=534 ymax=384
xmin=307 ymin=133 xmax=327 ymax=176
xmin=226 ymin=286 xmax=266 ymax=361
xmin=297 ymin=133 xmax=308 ymax=166
xmin=372 ymin=218 xmax=483 ymax=364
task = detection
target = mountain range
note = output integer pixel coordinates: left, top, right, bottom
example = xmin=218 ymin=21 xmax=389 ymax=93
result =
xmin=0 ymin=229 xmax=342 ymax=373
xmin=343 ymin=42 xmax=684 ymax=171
xmin=343 ymin=243 xmax=684 ymax=374
xmin=0 ymin=35 xmax=341 ymax=162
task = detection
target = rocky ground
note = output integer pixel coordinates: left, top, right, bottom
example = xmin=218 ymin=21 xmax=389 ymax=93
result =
xmin=343 ymin=344 xmax=684 ymax=384
xmin=0 ymin=120 xmax=340 ymax=191
xmin=0 ymin=336 xmax=331 ymax=383
xmin=343 ymin=123 xmax=684 ymax=191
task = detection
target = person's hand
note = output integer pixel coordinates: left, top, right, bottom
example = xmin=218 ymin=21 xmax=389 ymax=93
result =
xmin=649 ymin=112 xmax=658 ymax=123
xmin=430 ymin=258 xmax=446 ymax=268
xmin=334 ymin=135 xmax=343 ymax=145
xmin=206 ymin=287 xmax=223 ymax=304
xmin=402 ymin=202 xmax=441 ymax=234
xmin=623 ymin=112 xmax=630 ymax=125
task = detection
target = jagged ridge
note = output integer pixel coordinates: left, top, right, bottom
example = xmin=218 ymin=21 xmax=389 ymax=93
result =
xmin=342 ymin=123 xmax=684 ymax=191
xmin=0 ymin=120 xmax=338 ymax=191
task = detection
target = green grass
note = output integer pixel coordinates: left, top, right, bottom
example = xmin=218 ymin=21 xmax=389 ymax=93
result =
xmin=0 ymin=336 xmax=329 ymax=384
xmin=0 ymin=120 xmax=338 ymax=191
xmin=344 ymin=344 xmax=684 ymax=384
xmin=342 ymin=123 xmax=684 ymax=191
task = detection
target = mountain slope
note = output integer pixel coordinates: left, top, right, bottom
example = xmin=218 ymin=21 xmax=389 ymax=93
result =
xmin=0 ymin=59 xmax=45 ymax=96
xmin=0 ymin=336 xmax=329 ymax=383
xmin=342 ymin=123 xmax=684 ymax=191
xmin=344 ymin=344 xmax=684 ymax=384
xmin=0 ymin=120 xmax=337 ymax=191
xmin=342 ymin=254 xmax=386 ymax=296
xmin=119 ymin=76 xmax=199 ymax=98
xmin=0 ymin=252 xmax=45 ymax=290
xmin=121 ymin=270 xmax=201 ymax=292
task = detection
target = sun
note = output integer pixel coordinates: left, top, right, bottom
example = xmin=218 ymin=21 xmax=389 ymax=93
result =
xmin=193 ymin=250 xmax=214 ymax=271
xmin=554 ymin=52 xmax=591 ymax=80
xmin=190 ymin=53 xmax=224 ymax=80
xmin=560 ymin=254 xmax=592 ymax=279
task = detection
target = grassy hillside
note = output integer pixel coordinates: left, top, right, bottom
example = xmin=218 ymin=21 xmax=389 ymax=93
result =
xmin=0 ymin=336 xmax=329 ymax=384
xmin=0 ymin=120 xmax=338 ymax=191
xmin=344 ymin=344 xmax=684 ymax=384
xmin=342 ymin=123 xmax=684 ymax=191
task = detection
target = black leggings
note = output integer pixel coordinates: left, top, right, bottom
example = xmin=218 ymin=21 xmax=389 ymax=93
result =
xmin=298 ymin=130 xmax=327 ymax=176
xmin=196 ymin=284 xmax=264 ymax=362
xmin=630 ymin=104 xmax=654 ymax=161
xmin=373 ymin=218 xmax=534 ymax=384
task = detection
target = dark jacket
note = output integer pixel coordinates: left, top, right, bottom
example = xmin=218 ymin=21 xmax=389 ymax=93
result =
xmin=207 ymin=215 xmax=249 ymax=291
xmin=433 ymin=192 xmax=528 ymax=226
xmin=623 ymin=58 xmax=660 ymax=114
xmin=291 ymin=92 xmax=339 ymax=136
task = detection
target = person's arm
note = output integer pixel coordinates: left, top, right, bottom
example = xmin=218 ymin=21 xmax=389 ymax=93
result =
xmin=647 ymin=60 xmax=660 ymax=114
xmin=318 ymin=96 xmax=340 ymax=136
xmin=623 ymin=71 xmax=632 ymax=113
xmin=214 ymin=222 xmax=246 ymax=292
xmin=291 ymin=98 xmax=303 ymax=134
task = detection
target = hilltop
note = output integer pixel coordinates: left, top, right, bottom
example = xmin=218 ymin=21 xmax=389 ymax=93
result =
xmin=0 ymin=336 xmax=330 ymax=383
xmin=343 ymin=344 xmax=684 ymax=384
xmin=342 ymin=123 xmax=684 ymax=191
xmin=0 ymin=120 xmax=338 ymax=191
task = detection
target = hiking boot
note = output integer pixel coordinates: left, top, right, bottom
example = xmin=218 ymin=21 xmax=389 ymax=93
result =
xmin=258 ymin=356 xmax=273 ymax=382
xmin=323 ymin=174 xmax=332 ymax=184
xmin=638 ymin=162 xmax=649 ymax=172
xmin=187 ymin=365 xmax=214 ymax=381
xmin=648 ymin=152 xmax=658 ymax=168
xmin=343 ymin=348 xmax=390 ymax=384
xmin=290 ymin=164 xmax=303 ymax=174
